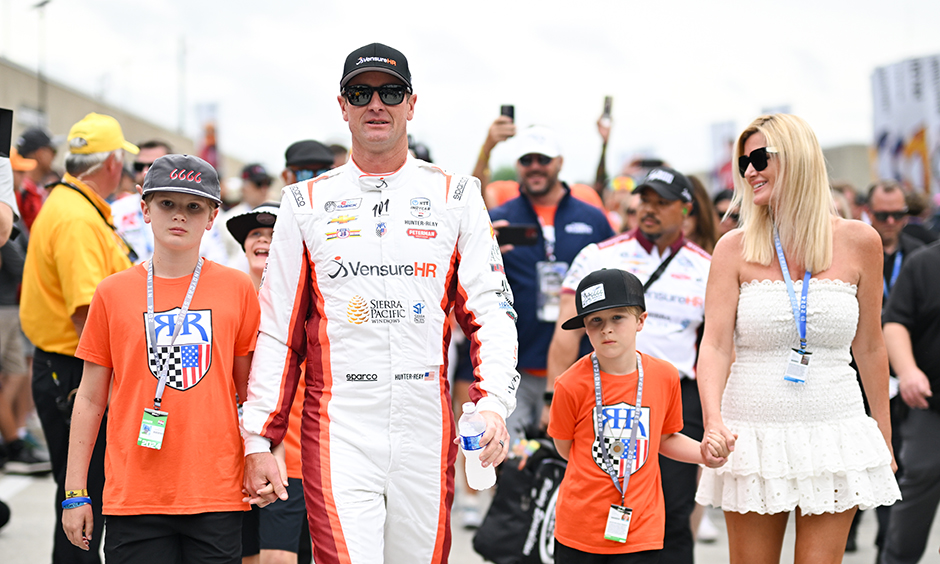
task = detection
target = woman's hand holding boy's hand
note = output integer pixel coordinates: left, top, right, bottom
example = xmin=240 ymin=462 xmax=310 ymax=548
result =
xmin=702 ymin=430 xmax=736 ymax=468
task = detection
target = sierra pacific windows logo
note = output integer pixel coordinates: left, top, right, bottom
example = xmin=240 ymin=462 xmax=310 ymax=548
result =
xmin=347 ymin=296 xmax=370 ymax=324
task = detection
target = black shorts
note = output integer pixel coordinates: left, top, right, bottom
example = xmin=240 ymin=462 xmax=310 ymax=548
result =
xmin=554 ymin=539 xmax=661 ymax=564
xmin=259 ymin=477 xmax=308 ymax=552
xmin=105 ymin=512 xmax=241 ymax=564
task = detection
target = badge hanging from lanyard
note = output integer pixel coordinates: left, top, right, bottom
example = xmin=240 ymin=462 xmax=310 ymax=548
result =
xmin=593 ymin=352 xmax=644 ymax=543
xmin=137 ymin=258 xmax=204 ymax=450
xmin=774 ymin=231 xmax=811 ymax=384
xmin=535 ymin=219 xmax=567 ymax=322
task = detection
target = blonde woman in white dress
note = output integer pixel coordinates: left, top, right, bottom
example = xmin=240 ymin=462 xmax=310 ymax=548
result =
xmin=695 ymin=113 xmax=900 ymax=564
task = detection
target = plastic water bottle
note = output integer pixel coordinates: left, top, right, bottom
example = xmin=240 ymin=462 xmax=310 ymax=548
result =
xmin=458 ymin=402 xmax=497 ymax=490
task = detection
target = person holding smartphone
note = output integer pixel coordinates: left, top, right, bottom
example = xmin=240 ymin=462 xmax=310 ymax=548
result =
xmin=489 ymin=125 xmax=614 ymax=446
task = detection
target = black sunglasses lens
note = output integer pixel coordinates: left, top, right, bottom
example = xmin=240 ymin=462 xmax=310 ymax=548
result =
xmin=133 ymin=162 xmax=148 ymax=172
xmin=377 ymin=86 xmax=405 ymax=105
xmin=874 ymin=211 xmax=906 ymax=221
xmin=738 ymin=148 xmax=770 ymax=176
xmin=519 ymin=154 xmax=552 ymax=167
xmin=345 ymin=86 xmax=373 ymax=106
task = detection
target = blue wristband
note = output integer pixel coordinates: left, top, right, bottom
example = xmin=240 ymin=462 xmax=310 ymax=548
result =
xmin=62 ymin=496 xmax=92 ymax=510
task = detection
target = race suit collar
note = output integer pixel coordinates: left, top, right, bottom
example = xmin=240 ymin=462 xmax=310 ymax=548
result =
xmin=351 ymin=154 xmax=412 ymax=192
xmin=631 ymin=227 xmax=686 ymax=257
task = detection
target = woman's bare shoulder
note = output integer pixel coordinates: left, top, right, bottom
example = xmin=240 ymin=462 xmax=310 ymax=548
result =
xmin=833 ymin=217 xmax=880 ymax=252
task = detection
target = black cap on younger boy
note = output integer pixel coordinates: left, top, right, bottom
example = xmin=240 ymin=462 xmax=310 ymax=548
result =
xmin=561 ymin=269 xmax=646 ymax=330
xmin=141 ymin=154 xmax=222 ymax=206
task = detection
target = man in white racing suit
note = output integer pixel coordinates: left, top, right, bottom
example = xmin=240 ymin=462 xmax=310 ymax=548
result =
xmin=240 ymin=42 xmax=519 ymax=564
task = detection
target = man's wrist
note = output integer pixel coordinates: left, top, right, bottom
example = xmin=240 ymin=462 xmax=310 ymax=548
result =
xmin=244 ymin=434 xmax=272 ymax=455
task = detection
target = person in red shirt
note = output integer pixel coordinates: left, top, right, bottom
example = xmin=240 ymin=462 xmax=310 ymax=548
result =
xmin=549 ymin=268 xmax=728 ymax=563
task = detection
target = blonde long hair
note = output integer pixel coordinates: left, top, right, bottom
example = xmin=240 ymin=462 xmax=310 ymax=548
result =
xmin=732 ymin=114 xmax=834 ymax=273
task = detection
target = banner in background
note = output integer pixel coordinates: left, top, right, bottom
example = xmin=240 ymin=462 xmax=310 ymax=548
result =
xmin=872 ymin=55 xmax=940 ymax=195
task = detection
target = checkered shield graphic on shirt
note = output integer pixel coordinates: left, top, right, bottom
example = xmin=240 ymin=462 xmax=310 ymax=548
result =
xmin=591 ymin=402 xmax=651 ymax=475
xmin=144 ymin=308 xmax=213 ymax=391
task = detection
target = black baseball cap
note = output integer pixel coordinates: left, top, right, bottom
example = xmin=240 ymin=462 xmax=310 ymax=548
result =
xmin=226 ymin=201 xmax=279 ymax=250
xmin=632 ymin=166 xmax=693 ymax=203
xmin=16 ymin=127 xmax=58 ymax=157
xmin=561 ymin=269 xmax=646 ymax=330
xmin=142 ymin=154 xmax=222 ymax=206
xmin=284 ymin=140 xmax=334 ymax=168
xmin=341 ymin=43 xmax=411 ymax=89
xmin=242 ymin=163 xmax=272 ymax=185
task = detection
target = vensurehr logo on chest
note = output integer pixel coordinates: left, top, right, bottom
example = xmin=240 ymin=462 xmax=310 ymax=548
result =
xmin=144 ymin=308 xmax=213 ymax=390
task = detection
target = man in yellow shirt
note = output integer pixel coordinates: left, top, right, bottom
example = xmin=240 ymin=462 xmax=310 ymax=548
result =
xmin=20 ymin=113 xmax=136 ymax=564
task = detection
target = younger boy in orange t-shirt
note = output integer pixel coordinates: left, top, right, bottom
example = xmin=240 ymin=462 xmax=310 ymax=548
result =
xmin=548 ymin=268 xmax=729 ymax=563
xmin=61 ymin=155 xmax=261 ymax=563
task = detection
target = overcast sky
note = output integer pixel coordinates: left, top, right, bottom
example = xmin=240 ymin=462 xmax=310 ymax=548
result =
xmin=2 ymin=0 xmax=939 ymax=183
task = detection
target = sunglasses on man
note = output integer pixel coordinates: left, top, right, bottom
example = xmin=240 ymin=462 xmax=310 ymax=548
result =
xmin=738 ymin=146 xmax=778 ymax=176
xmin=518 ymin=154 xmax=553 ymax=167
xmin=342 ymin=84 xmax=411 ymax=107
xmin=871 ymin=210 xmax=908 ymax=222
xmin=133 ymin=161 xmax=155 ymax=173
xmin=293 ymin=167 xmax=332 ymax=182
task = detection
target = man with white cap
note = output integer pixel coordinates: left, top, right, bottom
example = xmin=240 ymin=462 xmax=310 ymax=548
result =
xmin=489 ymin=126 xmax=614 ymax=444
xmin=21 ymin=112 xmax=137 ymax=564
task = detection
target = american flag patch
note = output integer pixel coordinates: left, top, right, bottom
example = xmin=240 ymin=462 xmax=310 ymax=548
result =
xmin=591 ymin=402 xmax=651 ymax=475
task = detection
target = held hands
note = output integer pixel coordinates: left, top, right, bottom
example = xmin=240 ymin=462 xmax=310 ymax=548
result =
xmin=453 ymin=409 xmax=510 ymax=468
xmin=701 ymin=424 xmax=737 ymax=468
xmin=243 ymin=452 xmax=288 ymax=507
xmin=62 ymin=504 xmax=94 ymax=550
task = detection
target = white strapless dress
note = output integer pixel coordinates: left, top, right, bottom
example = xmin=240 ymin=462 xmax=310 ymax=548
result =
xmin=696 ymin=279 xmax=901 ymax=515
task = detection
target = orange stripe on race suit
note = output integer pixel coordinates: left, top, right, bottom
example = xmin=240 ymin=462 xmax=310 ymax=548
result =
xmin=259 ymin=246 xmax=313 ymax=441
xmin=300 ymin=253 xmax=352 ymax=564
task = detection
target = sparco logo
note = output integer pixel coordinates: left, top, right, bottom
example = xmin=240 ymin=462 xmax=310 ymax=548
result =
xmin=452 ymin=177 xmax=469 ymax=201
xmin=290 ymin=185 xmax=306 ymax=207
xmin=328 ymin=256 xmax=437 ymax=279
xmin=346 ymin=373 xmax=378 ymax=382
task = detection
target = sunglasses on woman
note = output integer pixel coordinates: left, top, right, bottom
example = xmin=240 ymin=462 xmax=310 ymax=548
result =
xmin=738 ymin=146 xmax=778 ymax=176
xmin=342 ymin=84 xmax=410 ymax=107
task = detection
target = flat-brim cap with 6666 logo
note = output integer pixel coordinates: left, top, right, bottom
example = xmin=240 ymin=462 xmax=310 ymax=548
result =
xmin=142 ymin=154 xmax=222 ymax=206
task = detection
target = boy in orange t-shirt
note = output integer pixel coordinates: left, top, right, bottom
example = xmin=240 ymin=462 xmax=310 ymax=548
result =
xmin=548 ymin=268 xmax=728 ymax=563
xmin=61 ymin=155 xmax=261 ymax=564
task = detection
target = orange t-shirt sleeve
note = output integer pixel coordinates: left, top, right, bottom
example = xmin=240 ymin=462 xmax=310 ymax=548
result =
xmin=74 ymin=281 xmax=114 ymax=368
xmin=234 ymin=280 xmax=261 ymax=356
xmin=659 ymin=359 xmax=684 ymax=436
xmin=548 ymin=368 xmax=580 ymax=441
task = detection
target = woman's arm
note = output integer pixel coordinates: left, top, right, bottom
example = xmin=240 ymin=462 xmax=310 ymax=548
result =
xmin=696 ymin=232 xmax=742 ymax=450
xmin=846 ymin=222 xmax=895 ymax=468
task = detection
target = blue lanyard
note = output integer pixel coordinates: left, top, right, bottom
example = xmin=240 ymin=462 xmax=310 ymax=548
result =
xmin=883 ymin=250 xmax=902 ymax=299
xmin=773 ymin=231 xmax=811 ymax=352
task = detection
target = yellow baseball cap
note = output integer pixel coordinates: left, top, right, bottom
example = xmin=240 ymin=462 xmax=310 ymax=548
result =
xmin=67 ymin=113 xmax=139 ymax=155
